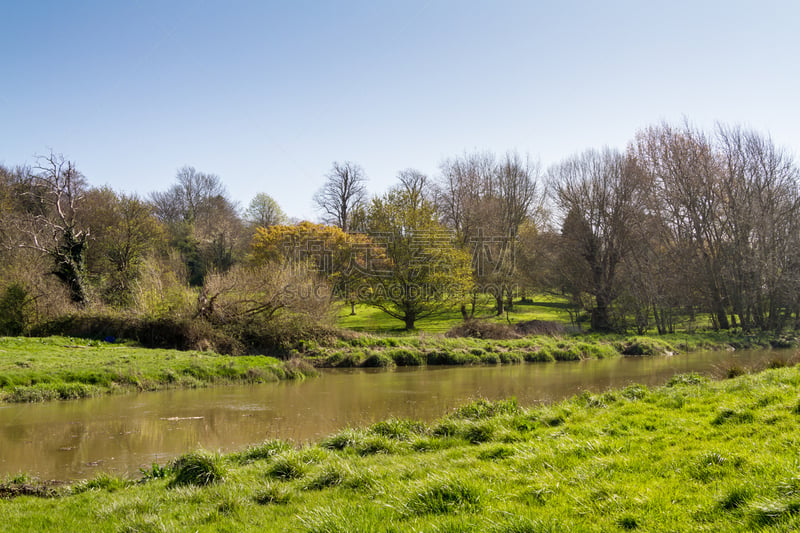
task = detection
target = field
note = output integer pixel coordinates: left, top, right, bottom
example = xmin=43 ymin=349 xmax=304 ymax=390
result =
xmin=0 ymin=336 xmax=314 ymax=403
xmin=336 ymin=294 xmax=575 ymax=333
xmin=2 ymin=364 xmax=799 ymax=531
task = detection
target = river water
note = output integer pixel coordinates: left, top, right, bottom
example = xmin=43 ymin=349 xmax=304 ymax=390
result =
xmin=0 ymin=348 xmax=794 ymax=480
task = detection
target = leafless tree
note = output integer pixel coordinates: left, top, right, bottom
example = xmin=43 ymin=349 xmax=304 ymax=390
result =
xmin=436 ymin=151 xmax=541 ymax=315
xmin=634 ymin=123 xmax=731 ymax=329
xmin=551 ymin=148 xmax=646 ymax=331
xmin=313 ymin=161 xmax=368 ymax=232
xmin=4 ymin=153 xmax=91 ymax=305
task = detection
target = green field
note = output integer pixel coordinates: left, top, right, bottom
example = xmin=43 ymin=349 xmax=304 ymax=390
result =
xmin=336 ymin=294 xmax=575 ymax=333
xmin=2 ymin=365 xmax=799 ymax=531
xmin=0 ymin=336 xmax=314 ymax=403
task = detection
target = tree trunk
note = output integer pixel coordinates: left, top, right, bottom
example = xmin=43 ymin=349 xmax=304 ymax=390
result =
xmin=495 ymin=294 xmax=504 ymax=316
xmin=591 ymin=293 xmax=613 ymax=332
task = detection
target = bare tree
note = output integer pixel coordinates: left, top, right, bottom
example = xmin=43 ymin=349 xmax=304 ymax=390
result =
xmin=396 ymin=168 xmax=430 ymax=211
xmin=551 ymin=148 xmax=646 ymax=331
xmin=435 ymin=151 xmax=541 ymax=315
xmin=5 ymin=153 xmax=91 ymax=305
xmin=150 ymin=166 xmax=244 ymax=285
xmin=313 ymin=161 xmax=368 ymax=232
xmin=634 ymin=123 xmax=731 ymax=329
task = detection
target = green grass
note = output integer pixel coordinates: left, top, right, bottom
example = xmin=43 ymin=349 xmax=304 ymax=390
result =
xmin=0 ymin=336 xmax=316 ymax=403
xmin=2 ymin=364 xmax=800 ymax=531
xmin=336 ymin=294 xmax=574 ymax=333
xmin=308 ymin=331 xmax=774 ymax=369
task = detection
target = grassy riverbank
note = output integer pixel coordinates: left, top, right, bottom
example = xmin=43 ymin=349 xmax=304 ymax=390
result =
xmin=1 ymin=330 xmax=795 ymax=403
xmin=2 ymin=364 xmax=800 ymax=531
xmin=0 ymin=336 xmax=315 ymax=403
xmin=306 ymin=329 xmax=796 ymax=368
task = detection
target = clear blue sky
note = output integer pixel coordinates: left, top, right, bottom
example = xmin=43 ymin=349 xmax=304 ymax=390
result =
xmin=2 ymin=1 xmax=799 ymax=220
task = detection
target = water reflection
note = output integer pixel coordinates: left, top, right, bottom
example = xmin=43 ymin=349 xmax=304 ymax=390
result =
xmin=0 ymin=348 xmax=793 ymax=480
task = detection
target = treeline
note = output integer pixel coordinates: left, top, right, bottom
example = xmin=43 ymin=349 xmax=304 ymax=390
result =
xmin=0 ymin=120 xmax=798 ymax=344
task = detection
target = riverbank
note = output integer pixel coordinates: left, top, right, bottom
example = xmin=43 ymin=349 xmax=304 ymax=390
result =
xmin=2 ymin=363 xmax=799 ymax=531
xmin=1 ymin=331 xmax=796 ymax=404
xmin=0 ymin=336 xmax=315 ymax=403
xmin=306 ymin=329 xmax=797 ymax=368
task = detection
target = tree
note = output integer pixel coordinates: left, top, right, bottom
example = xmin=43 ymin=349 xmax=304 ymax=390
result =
xmin=436 ymin=151 xmax=541 ymax=315
xmin=79 ymin=188 xmax=163 ymax=306
xmin=151 ymin=166 xmax=245 ymax=285
xmin=634 ymin=123 xmax=731 ymax=329
xmin=364 ymin=188 xmax=473 ymax=330
xmin=245 ymin=193 xmax=287 ymax=228
xmin=250 ymin=221 xmax=382 ymax=315
xmin=313 ymin=161 xmax=368 ymax=232
xmin=551 ymin=148 xmax=647 ymax=332
xmin=4 ymin=153 xmax=91 ymax=305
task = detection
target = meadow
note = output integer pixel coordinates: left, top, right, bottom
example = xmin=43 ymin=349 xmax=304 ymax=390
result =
xmin=2 ymin=364 xmax=799 ymax=531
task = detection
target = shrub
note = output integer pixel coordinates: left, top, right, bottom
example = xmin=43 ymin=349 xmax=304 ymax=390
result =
xmin=445 ymin=320 xmax=520 ymax=340
xmin=0 ymin=283 xmax=30 ymax=335
xmin=724 ymin=364 xmax=747 ymax=378
xmin=169 ymin=451 xmax=226 ymax=487
xmin=513 ymin=320 xmax=564 ymax=336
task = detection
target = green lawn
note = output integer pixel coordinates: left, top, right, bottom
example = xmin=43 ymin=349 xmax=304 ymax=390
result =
xmin=3 ymin=365 xmax=800 ymax=531
xmin=0 ymin=336 xmax=314 ymax=403
xmin=336 ymin=294 xmax=575 ymax=333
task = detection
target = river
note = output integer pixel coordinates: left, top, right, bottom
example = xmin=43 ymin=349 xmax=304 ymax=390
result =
xmin=0 ymin=347 xmax=793 ymax=480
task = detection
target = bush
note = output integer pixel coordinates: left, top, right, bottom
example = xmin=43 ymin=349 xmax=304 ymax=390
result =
xmin=513 ymin=320 xmax=565 ymax=336
xmin=445 ymin=320 xmax=520 ymax=340
xmin=0 ymin=283 xmax=30 ymax=335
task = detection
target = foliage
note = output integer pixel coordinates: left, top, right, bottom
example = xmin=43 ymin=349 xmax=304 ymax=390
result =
xmin=0 ymin=283 xmax=30 ymax=335
xmin=362 ymin=189 xmax=474 ymax=329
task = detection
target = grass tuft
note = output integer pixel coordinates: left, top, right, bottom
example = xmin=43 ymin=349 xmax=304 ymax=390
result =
xmin=169 ymin=451 xmax=226 ymax=487
xmin=403 ymin=475 xmax=483 ymax=516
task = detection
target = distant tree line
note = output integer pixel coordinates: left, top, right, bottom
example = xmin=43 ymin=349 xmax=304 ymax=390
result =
xmin=1 ymin=120 xmax=798 ymax=337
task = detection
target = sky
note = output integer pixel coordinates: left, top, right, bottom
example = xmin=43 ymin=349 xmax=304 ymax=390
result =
xmin=2 ymin=1 xmax=799 ymax=220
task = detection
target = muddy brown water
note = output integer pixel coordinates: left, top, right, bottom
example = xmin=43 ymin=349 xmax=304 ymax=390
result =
xmin=0 ymin=348 xmax=794 ymax=480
